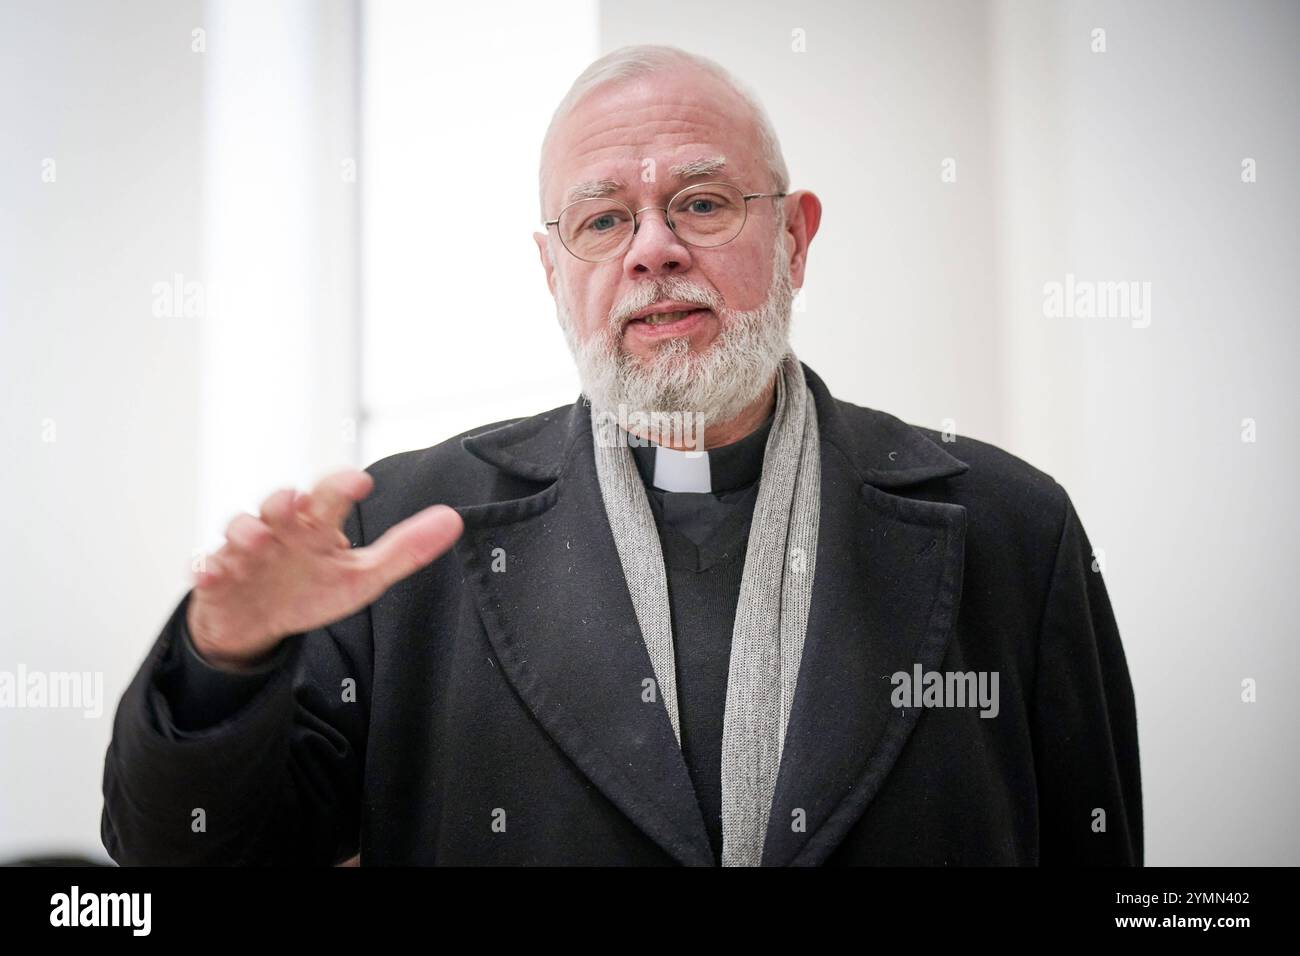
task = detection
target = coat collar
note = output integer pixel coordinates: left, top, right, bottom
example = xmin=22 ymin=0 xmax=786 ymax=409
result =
xmin=454 ymin=362 xmax=969 ymax=865
xmin=461 ymin=362 xmax=970 ymax=489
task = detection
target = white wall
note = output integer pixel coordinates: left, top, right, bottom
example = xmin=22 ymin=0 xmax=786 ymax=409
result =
xmin=0 ymin=0 xmax=360 ymax=861
xmin=0 ymin=0 xmax=206 ymax=861
xmin=359 ymin=0 xmax=598 ymax=464
xmin=198 ymin=0 xmax=360 ymax=547
xmin=989 ymin=0 xmax=1300 ymax=866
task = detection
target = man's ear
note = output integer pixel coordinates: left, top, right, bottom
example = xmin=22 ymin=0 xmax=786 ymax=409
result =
xmin=533 ymin=231 xmax=557 ymax=297
xmin=783 ymin=190 xmax=822 ymax=290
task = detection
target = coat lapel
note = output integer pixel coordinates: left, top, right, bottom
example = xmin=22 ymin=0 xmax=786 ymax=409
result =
xmin=453 ymin=363 xmax=970 ymax=867
xmin=455 ymin=400 xmax=715 ymax=866
xmin=761 ymin=366 xmax=969 ymax=864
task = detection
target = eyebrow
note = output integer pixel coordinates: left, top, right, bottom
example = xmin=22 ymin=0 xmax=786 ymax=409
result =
xmin=562 ymin=156 xmax=729 ymax=203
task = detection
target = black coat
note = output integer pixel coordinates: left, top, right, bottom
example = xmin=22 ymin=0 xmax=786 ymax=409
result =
xmin=101 ymin=363 xmax=1142 ymax=866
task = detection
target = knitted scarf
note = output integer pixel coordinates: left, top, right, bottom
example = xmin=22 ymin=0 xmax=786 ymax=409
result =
xmin=591 ymin=351 xmax=821 ymax=866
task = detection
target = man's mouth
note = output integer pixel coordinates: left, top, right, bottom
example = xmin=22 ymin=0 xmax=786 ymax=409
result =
xmin=624 ymin=301 xmax=716 ymax=335
xmin=634 ymin=309 xmax=704 ymax=327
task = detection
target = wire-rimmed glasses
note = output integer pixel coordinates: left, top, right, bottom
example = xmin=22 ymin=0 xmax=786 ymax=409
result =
xmin=543 ymin=181 xmax=787 ymax=262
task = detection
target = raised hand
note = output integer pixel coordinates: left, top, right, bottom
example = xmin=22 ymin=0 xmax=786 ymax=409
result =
xmin=186 ymin=468 xmax=463 ymax=671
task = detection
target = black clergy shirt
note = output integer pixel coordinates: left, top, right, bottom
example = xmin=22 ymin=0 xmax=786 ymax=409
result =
xmin=624 ymin=413 xmax=772 ymax=863
xmin=159 ymin=412 xmax=774 ymax=865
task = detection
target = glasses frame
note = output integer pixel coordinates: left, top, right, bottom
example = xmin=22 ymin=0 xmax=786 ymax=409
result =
xmin=543 ymin=181 xmax=788 ymax=263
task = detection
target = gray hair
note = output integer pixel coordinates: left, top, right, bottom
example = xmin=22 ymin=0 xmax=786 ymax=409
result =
xmin=538 ymin=45 xmax=791 ymax=219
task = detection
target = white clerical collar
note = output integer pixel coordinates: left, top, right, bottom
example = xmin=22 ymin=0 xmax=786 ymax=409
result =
xmin=651 ymin=445 xmax=711 ymax=493
xmin=623 ymin=415 xmax=774 ymax=493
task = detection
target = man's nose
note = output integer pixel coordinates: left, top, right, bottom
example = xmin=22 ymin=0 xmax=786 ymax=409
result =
xmin=622 ymin=208 xmax=693 ymax=278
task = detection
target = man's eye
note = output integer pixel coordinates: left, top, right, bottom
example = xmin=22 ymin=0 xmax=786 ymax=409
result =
xmin=678 ymin=193 xmax=734 ymax=215
xmin=587 ymin=214 xmax=620 ymax=232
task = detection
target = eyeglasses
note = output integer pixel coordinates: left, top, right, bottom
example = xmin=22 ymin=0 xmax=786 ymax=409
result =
xmin=543 ymin=181 xmax=787 ymax=263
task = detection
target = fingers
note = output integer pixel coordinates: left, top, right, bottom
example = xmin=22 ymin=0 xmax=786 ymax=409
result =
xmin=356 ymin=504 xmax=464 ymax=593
xmin=194 ymin=549 xmax=243 ymax=589
xmin=256 ymin=470 xmax=371 ymax=548
xmin=259 ymin=488 xmax=297 ymax=530
xmin=195 ymin=470 xmax=381 ymax=592
xmin=225 ymin=512 xmax=272 ymax=552
xmin=195 ymin=510 xmax=279 ymax=589
xmin=298 ymin=469 xmax=374 ymax=531
xmin=193 ymin=551 xmax=224 ymax=589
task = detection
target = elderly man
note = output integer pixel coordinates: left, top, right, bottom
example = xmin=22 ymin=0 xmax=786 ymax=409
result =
xmin=101 ymin=45 xmax=1142 ymax=867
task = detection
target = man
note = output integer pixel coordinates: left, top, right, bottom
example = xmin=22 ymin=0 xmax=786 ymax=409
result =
xmin=101 ymin=45 xmax=1142 ymax=866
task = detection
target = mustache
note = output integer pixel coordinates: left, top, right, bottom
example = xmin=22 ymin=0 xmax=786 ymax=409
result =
xmin=607 ymin=278 xmax=726 ymax=330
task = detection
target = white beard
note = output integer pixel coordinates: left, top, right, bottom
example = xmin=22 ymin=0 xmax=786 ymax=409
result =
xmin=553 ymin=234 xmax=795 ymax=426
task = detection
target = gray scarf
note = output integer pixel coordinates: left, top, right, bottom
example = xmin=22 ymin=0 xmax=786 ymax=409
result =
xmin=591 ymin=352 xmax=821 ymax=866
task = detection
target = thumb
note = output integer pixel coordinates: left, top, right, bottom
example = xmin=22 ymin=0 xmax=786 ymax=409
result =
xmin=360 ymin=504 xmax=464 ymax=592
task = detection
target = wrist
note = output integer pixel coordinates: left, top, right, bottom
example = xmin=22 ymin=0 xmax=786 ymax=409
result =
xmin=185 ymin=603 xmax=276 ymax=674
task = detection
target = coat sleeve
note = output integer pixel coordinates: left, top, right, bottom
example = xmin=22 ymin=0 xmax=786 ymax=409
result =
xmin=100 ymin=505 xmax=372 ymax=866
xmin=161 ymin=606 xmax=290 ymax=731
xmin=1031 ymin=491 xmax=1143 ymax=865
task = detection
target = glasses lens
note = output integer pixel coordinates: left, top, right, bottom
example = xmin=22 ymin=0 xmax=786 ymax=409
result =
xmin=558 ymin=199 xmax=633 ymax=261
xmin=668 ymin=183 xmax=746 ymax=248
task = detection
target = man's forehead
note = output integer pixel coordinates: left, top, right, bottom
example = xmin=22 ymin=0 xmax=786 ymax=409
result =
xmin=563 ymin=155 xmax=731 ymax=203
xmin=544 ymin=73 xmax=763 ymax=207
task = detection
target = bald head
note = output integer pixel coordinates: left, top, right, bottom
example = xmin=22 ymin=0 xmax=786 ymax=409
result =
xmin=538 ymin=45 xmax=789 ymax=221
